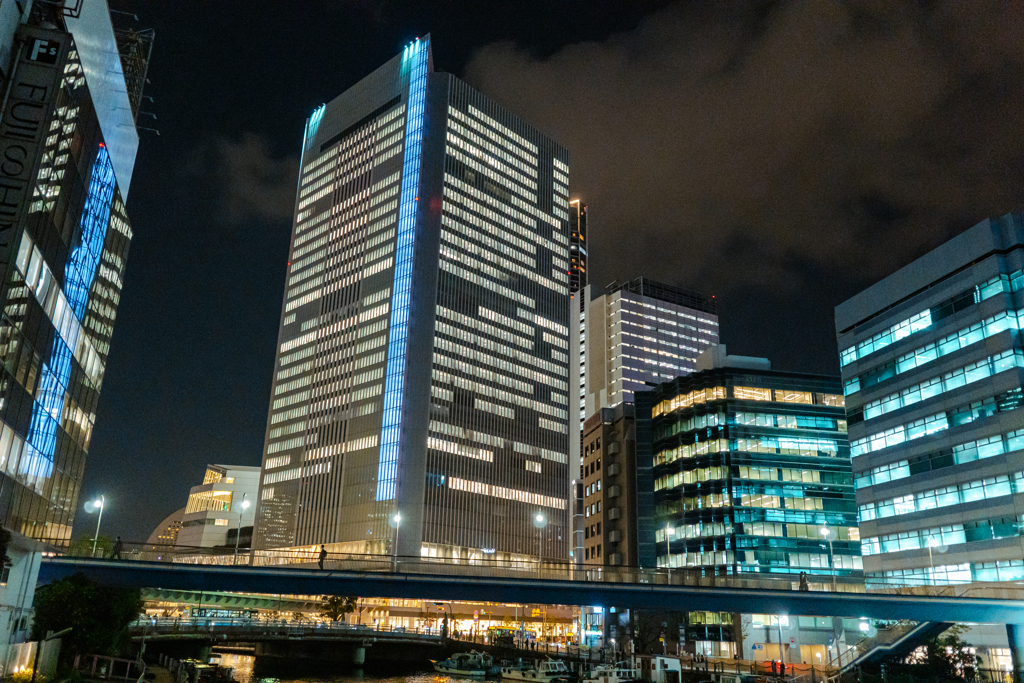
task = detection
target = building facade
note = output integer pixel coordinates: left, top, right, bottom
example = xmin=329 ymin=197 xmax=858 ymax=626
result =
xmin=0 ymin=0 xmax=147 ymax=666
xmin=146 ymin=507 xmax=184 ymax=549
xmin=177 ymin=465 xmax=260 ymax=549
xmin=635 ymin=346 xmax=858 ymax=658
xmin=837 ymin=212 xmax=1024 ymax=585
xmin=580 ymin=404 xmax=637 ymax=567
xmin=584 ymin=278 xmax=718 ymax=416
xmin=0 ymin=1 xmax=142 ymax=548
xmin=572 ymin=278 xmax=717 ymax=563
xmin=639 ymin=347 xmax=857 ymax=576
xmin=254 ymin=36 xmax=572 ymax=564
xmin=568 ymin=200 xmax=586 ymax=295
xmin=567 ymin=200 xmax=587 ymax=561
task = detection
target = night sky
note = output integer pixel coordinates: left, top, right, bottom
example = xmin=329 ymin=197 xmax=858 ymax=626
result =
xmin=87 ymin=1 xmax=1024 ymax=542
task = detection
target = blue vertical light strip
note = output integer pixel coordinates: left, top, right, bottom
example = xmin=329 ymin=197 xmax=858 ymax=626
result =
xmin=24 ymin=146 xmax=116 ymax=481
xmin=306 ymin=104 xmax=326 ymax=150
xmin=377 ymin=38 xmax=428 ymax=501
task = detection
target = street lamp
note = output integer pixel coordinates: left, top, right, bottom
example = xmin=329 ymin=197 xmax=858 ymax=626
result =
xmin=665 ymin=524 xmax=675 ymax=584
xmin=233 ymin=493 xmax=250 ymax=565
xmin=533 ymin=513 xmax=548 ymax=575
xmin=84 ymin=495 xmax=105 ymax=557
xmin=778 ymin=615 xmax=789 ymax=665
xmin=820 ymin=526 xmax=836 ymax=591
xmin=435 ymin=601 xmax=453 ymax=633
xmin=927 ymin=537 xmax=939 ymax=585
xmin=389 ymin=511 xmax=402 ymax=569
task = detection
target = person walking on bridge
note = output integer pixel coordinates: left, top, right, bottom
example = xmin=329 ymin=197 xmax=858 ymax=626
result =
xmin=111 ymin=536 xmax=123 ymax=560
xmin=318 ymin=544 xmax=328 ymax=570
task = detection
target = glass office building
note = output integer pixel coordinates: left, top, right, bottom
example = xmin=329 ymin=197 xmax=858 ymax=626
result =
xmin=254 ymin=36 xmax=572 ymax=563
xmin=0 ymin=3 xmax=141 ymax=546
xmin=837 ymin=212 xmax=1024 ymax=585
xmin=636 ymin=348 xmax=859 ymax=579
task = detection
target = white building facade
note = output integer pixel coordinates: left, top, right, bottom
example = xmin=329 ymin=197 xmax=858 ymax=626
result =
xmin=177 ymin=465 xmax=260 ymax=548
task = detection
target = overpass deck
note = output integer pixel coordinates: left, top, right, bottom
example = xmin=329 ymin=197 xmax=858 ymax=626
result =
xmin=39 ymin=556 xmax=1024 ymax=625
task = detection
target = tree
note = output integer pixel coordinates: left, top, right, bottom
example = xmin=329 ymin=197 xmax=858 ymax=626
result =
xmin=66 ymin=535 xmax=113 ymax=558
xmin=891 ymin=625 xmax=977 ymax=682
xmin=625 ymin=610 xmax=672 ymax=654
xmin=32 ymin=573 xmax=143 ymax=667
xmin=318 ymin=595 xmax=357 ymax=622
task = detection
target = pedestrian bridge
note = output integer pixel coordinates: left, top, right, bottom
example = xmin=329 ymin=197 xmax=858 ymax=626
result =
xmin=38 ymin=546 xmax=1024 ymax=626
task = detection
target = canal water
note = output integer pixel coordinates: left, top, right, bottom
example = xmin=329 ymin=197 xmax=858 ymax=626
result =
xmin=212 ymin=653 xmax=442 ymax=683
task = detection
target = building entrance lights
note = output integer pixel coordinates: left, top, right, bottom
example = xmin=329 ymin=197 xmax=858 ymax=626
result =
xmin=533 ymin=512 xmax=548 ymax=575
xmin=233 ymin=493 xmax=250 ymax=565
xmin=820 ymin=526 xmax=837 ymax=591
xmin=83 ymin=495 xmax=105 ymax=557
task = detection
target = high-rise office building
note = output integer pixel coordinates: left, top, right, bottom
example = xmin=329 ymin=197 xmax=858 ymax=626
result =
xmin=568 ymin=200 xmax=586 ymax=295
xmin=0 ymin=1 xmax=145 ymax=546
xmin=635 ymin=345 xmax=857 ymax=658
xmin=637 ymin=345 xmax=857 ymax=576
xmin=570 ymin=278 xmax=718 ymax=563
xmin=0 ymin=0 xmax=148 ymax=660
xmin=584 ymin=277 xmax=718 ymax=416
xmin=837 ymin=212 xmax=1024 ymax=585
xmin=567 ymin=200 xmax=587 ymax=561
xmin=254 ymin=36 xmax=572 ymax=563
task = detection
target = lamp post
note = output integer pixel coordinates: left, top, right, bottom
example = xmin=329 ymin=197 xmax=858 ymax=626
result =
xmin=533 ymin=513 xmax=548 ymax=576
xmin=389 ymin=511 xmax=402 ymax=570
xmin=665 ymin=524 xmax=675 ymax=585
xmin=434 ymin=601 xmax=453 ymax=641
xmin=820 ymin=526 xmax=836 ymax=591
xmin=927 ymin=537 xmax=939 ymax=585
xmin=84 ymin=495 xmax=105 ymax=557
xmin=233 ymin=493 xmax=250 ymax=565
xmin=778 ymin=615 xmax=788 ymax=666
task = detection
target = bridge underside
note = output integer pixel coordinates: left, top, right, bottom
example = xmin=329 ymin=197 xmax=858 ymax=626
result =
xmin=143 ymin=589 xmax=319 ymax=612
xmin=39 ymin=558 xmax=1024 ymax=625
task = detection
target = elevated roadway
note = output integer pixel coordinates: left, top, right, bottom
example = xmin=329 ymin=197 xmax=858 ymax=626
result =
xmin=40 ymin=556 xmax=1024 ymax=625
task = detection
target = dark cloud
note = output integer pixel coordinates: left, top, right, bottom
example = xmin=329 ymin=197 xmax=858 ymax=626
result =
xmin=187 ymin=134 xmax=300 ymax=224
xmin=462 ymin=0 xmax=1024 ymax=358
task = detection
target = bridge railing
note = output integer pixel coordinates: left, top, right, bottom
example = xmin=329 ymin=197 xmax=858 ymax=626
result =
xmin=63 ymin=541 xmax=1024 ymax=598
xmin=128 ymin=617 xmax=443 ymax=638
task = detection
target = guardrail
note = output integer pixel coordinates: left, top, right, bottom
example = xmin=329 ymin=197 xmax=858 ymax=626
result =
xmin=129 ymin=617 xmax=443 ymax=641
xmin=56 ymin=541 xmax=1024 ymax=599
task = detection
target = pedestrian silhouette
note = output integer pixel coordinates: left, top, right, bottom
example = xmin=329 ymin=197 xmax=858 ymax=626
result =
xmin=111 ymin=536 xmax=123 ymax=560
xmin=799 ymin=571 xmax=809 ymax=591
xmin=318 ymin=544 xmax=327 ymax=569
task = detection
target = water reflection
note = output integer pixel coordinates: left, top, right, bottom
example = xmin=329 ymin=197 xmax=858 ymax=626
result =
xmin=211 ymin=654 xmax=254 ymax=683
xmin=211 ymin=653 xmax=444 ymax=683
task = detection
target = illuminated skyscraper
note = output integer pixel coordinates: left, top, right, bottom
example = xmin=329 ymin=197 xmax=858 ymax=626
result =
xmin=254 ymin=36 xmax=572 ymax=562
xmin=584 ymin=277 xmax=719 ymax=415
xmin=568 ymin=200 xmax=587 ymax=295
xmin=0 ymin=2 xmax=145 ymax=546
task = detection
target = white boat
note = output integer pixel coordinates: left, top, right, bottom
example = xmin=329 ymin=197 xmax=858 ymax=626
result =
xmin=501 ymin=658 xmax=574 ymax=683
xmin=433 ymin=651 xmax=498 ymax=677
xmin=583 ymin=662 xmax=641 ymax=683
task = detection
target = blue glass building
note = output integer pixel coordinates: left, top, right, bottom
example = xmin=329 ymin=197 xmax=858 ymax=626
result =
xmin=0 ymin=2 xmax=143 ymax=546
xmin=254 ymin=36 xmax=573 ymax=563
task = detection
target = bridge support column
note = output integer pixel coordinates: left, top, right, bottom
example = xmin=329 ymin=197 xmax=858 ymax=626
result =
xmin=1006 ymin=625 xmax=1024 ymax=681
xmin=352 ymin=647 xmax=365 ymax=666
